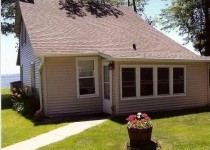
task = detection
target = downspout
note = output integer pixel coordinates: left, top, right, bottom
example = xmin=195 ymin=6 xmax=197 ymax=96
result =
xmin=37 ymin=57 xmax=45 ymax=113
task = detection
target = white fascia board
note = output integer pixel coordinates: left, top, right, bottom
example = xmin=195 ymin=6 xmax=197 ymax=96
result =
xmin=114 ymin=57 xmax=210 ymax=62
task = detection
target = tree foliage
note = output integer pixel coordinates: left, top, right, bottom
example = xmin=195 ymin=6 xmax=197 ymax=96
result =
xmin=1 ymin=0 xmax=16 ymax=36
xmin=159 ymin=0 xmax=210 ymax=56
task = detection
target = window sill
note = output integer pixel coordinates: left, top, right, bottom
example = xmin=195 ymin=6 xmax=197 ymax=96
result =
xmin=78 ymin=94 xmax=99 ymax=99
xmin=121 ymin=93 xmax=186 ymax=101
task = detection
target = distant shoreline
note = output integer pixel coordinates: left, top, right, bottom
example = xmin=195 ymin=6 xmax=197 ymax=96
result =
xmin=1 ymin=73 xmax=20 ymax=76
xmin=1 ymin=74 xmax=20 ymax=88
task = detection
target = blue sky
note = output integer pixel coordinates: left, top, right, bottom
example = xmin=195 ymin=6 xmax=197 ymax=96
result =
xmin=1 ymin=34 xmax=19 ymax=75
xmin=0 ymin=0 xmax=198 ymax=75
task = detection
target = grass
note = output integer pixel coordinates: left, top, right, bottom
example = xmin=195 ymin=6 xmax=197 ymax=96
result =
xmin=39 ymin=108 xmax=210 ymax=150
xmin=1 ymin=89 xmax=68 ymax=147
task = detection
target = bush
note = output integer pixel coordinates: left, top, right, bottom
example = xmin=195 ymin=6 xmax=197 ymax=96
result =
xmin=11 ymin=87 xmax=40 ymax=117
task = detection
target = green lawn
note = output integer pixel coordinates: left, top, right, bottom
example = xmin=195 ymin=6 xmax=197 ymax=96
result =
xmin=1 ymin=89 xmax=68 ymax=147
xmin=39 ymin=109 xmax=210 ymax=150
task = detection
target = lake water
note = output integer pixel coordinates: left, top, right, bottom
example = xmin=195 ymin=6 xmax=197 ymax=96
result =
xmin=1 ymin=74 xmax=20 ymax=88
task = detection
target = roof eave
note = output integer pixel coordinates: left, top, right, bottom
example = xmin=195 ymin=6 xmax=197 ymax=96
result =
xmin=34 ymin=52 xmax=210 ymax=62
xmin=34 ymin=52 xmax=100 ymax=57
xmin=14 ymin=1 xmax=21 ymax=34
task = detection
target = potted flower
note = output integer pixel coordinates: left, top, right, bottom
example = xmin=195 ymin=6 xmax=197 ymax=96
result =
xmin=126 ymin=112 xmax=153 ymax=146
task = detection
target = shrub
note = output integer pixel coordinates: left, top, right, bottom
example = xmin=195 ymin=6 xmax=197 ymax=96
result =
xmin=11 ymin=86 xmax=40 ymax=117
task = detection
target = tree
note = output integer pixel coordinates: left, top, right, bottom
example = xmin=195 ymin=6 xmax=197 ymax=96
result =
xmin=1 ymin=0 xmax=16 ymax=36
xmin=159 ymin=0 xmax=210 ymax=56
xmin=127 ymin=0 xmax=149 ymax=14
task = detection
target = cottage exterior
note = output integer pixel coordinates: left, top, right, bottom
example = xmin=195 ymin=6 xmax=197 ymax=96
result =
xmin=15 ymin=0 xmax=210 ymax=117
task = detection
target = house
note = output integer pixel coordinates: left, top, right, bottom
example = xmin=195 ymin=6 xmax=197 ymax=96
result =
xmin=15 ymin=0 xmax=210 ymax=117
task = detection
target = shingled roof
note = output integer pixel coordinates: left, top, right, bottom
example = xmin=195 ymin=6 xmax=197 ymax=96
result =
xmin=15 ymin=0 xmax=210 ymax=61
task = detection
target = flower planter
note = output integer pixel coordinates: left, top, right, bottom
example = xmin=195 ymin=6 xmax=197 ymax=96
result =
xmin=127 ymin=127 xmax=152 ymax=146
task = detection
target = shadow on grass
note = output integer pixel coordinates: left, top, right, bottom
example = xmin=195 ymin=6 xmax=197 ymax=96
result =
xmin=33 ymin=113 xmax=111 ymax=126
xmin=1 ymin=92 xmax=12 ymax=110
xmin=110 ymin=106 xmax=210 ymax=125
xmin=2 ymin=89 xmax=110 ymax=126
xmin=126 ymin=139 xmax=161 ymax=150
xmin=33 ymin=106 xmax=210 ymax=126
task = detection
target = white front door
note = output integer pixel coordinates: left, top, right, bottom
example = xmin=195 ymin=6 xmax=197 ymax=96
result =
xmin=102 ymin=62 xmax=112 ymax=114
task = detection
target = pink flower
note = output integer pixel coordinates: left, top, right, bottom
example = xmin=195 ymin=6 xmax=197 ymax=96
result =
xmin=142 ymin=113 xmax=148 ymax=118
xmin=126 ymin=115 xmax=136 ymax=121
xmin=145 ymin=117 xmax=151 ymax=121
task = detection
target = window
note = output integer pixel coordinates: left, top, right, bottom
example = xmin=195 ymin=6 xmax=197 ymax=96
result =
xmin=76 ymin=57 xmax=98 ymax=98
xmin=140 ymin=68 xmax=153 ymax=96
xmin=158 ymin=68 xmax=169 ymax=95
xmin=120 ymin=65 xmax=186 ymax=100
xmin=173 ymin=68 xmax=184 ymax=94
xmin=122 ymin=68 xmax=136 ymax=98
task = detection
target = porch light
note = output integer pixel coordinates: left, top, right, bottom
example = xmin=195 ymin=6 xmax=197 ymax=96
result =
xmin=133 ymin=44 xmax=137 ymax=50
xmin=108 ymin=62 xmax=114 ymax=70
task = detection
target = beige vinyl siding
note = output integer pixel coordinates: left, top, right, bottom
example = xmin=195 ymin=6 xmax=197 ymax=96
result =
xmin=43 ymin=57 xmax=102 ymax=117
xmin=114 ymin=61 xmax=208 ymax=114
xmin=19 ymin=20 xmax=40 ymax=95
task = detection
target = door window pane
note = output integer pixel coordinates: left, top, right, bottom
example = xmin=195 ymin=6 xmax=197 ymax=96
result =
xmin=122 ymin=68 xmax=136 ymax=97
xmin=140 ymin=68 xmax=153 ymax=96
xmin=104 ymin=66 xmax=110 ymax=99
xmin=173 ymin=68 xmax=184 ymax=94
xmin=104 ymin=83 xmax=110 ymax=99
xmin=158 ymin=68 xmax=169 ymax=95
xmin=104 ymin=66 xmax=109 ymax=82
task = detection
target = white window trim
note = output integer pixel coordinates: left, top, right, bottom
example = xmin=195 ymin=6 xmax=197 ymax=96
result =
xmin=120 ymin=65 xmax=138 ymax=100
xmin=76 ymin=57 xmax=99 ymax=98
xmin=102 ymin=62 xmax=112 ymax=101
xmin=120 ymin=65 xmax=186 ymax=101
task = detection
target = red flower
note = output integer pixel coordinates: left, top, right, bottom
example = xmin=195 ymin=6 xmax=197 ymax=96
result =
xmin=132 ymin=120 xmax=138 ymax=125
xmin=126 ymin=115 xmax=136 ymax=121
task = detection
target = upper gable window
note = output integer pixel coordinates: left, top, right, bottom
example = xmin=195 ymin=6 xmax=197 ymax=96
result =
xmin=21 ymin=21 xmax=26 ymax=46
xmin=76 ymin=57 xmax=99 ymax=98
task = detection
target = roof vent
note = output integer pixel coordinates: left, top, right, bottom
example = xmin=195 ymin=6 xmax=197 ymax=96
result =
xmin=133 ymin=44 xmax=137 ymax=50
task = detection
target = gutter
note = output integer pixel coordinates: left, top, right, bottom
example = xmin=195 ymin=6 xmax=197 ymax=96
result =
xmin=37 ymin=57 xmax=45 ymax=113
